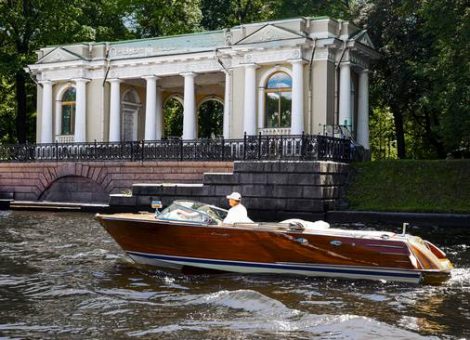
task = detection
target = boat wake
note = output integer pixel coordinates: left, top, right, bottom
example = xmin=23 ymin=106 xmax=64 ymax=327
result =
xmin=142 ymin=288 xmax=428 ymax=338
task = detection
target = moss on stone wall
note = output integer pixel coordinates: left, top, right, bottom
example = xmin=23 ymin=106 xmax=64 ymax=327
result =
xmin=346 ymin=160 xmax=470 ymax=213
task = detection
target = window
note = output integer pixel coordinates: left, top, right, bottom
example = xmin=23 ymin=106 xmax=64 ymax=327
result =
xmin=61 ymin=88 xmax=76 ymax=135
xmin=264 ymin=72 xmax=292 ymax=128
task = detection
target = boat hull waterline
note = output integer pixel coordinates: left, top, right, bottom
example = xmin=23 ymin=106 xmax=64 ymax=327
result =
xmin=96 ymin=209 xmax=453 ymax=284
xmin=127 ymin=251 xmax=424 ymax=283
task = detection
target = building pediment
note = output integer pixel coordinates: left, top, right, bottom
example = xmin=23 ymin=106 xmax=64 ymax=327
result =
xmin=235 ymin=24 xmax=305 ymax=45
xmin=350 ymin=30 xmax=375 ymax=49
xmin=37 ymin=47 xmax=85 ymax=64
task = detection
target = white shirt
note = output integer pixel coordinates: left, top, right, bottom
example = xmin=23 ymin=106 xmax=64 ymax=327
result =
xmin=223 ymin=203 xmax=253 ymax=224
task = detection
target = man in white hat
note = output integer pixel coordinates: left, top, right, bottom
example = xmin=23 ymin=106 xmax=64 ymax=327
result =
xmin=223 ymin=192 xmax=253 ymax=224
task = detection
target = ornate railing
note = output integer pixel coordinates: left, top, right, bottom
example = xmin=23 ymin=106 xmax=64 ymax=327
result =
xmin=0 ymin=134 xmax=364 ymax=163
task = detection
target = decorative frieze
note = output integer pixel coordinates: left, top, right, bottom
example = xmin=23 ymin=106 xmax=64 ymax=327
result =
xmin=349 ymin=52 xmax=368 ymax=69
xmin=243 ymin=48 xmax=302 ymax=64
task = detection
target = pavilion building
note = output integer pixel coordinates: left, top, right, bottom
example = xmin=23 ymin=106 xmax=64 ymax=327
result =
xmin=27 ymin=17 xmax=379 ymax=149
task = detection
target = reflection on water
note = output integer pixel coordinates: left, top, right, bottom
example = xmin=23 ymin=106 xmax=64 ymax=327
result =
xmin=0 ymin=210 xmax=469 ymax=338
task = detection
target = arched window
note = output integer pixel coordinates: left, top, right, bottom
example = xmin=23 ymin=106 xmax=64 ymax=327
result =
xmin=264 ymin=72 xmax=292 ymax=128
xmin=61 ymin=87 xmax=76 ymax=135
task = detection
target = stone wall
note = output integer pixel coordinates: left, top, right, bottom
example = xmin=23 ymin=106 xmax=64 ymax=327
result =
xmin=0 ymin=161 xmax=233 ymax=202
xmin=110 ymin=160 xmax=349 ymax=220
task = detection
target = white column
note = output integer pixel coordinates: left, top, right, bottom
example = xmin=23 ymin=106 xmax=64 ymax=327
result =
xmin=143 ymin=75 xmax=158 ymax=140
xmin=73 ymin=78 xmax=89 ymax=143
xmin=243 ymin=64 xmax=257 ymax=135
xmin=155 ymin=87 xmax=163 ymax=140
xmin=54 ymin=95 xmax=62 ymax=139
xmin=290 ymin=59 xmax=305 ymax=135
xmin=223 ymin=70 xmax=232 ymax=139
xmin=257 ymin=86 xmax=264 ymax=131
xmin=339 ymin=62 xmax=352 ymax=129
xmin=182 ymin=72 xmax=197 ymax=140
xmin=357 ymin=69 xmax=370 ymax=149
xmin=108 ymin=79 xmax=121 ymax=142
xmin=40 ymin=80 xmax=53 ymax=143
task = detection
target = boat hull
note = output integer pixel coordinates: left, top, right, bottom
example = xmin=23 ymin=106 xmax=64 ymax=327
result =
xmin=127 ymin=251 xmax=425 ymax=283
xmin=96 ymin=213 xmax=452 ymax=284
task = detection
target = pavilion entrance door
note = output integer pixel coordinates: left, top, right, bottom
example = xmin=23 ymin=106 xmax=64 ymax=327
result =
xmin=121 ymin=89 xmax=141 ymax=142
xmin=122 ymin=107 xmax=138 ymax=141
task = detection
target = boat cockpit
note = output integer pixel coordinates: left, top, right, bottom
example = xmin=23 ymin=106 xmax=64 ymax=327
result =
xmin=157 ymin=201 xmax=228 ymax=225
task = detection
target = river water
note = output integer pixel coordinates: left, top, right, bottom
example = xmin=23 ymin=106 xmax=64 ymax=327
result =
xmin=0 ymin=210 xmax=468 ymax=339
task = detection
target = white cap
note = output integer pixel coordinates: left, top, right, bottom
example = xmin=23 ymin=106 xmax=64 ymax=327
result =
xmin=226 ymin=192 xmax=242 ymax=201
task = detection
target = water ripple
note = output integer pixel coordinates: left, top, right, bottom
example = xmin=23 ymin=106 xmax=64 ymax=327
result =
xmin=0 ymin=211 xmax=469 ymax=339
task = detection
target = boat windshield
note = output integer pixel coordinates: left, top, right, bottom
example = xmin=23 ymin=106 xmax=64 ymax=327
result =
xmin=157 ymin=201 xmax=228 ymax=225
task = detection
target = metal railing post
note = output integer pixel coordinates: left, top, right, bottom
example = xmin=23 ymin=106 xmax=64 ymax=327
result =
xmin=243 ymin=132 xmax=247 ymax=160
xmin=221 ymin=136 xmax=225 ymax=161
xmin=141 ymin=140 xmax=145 ymax=161
xmin=180 ymin=138 xmax=183 ymax=161
xmin=258 ymin=132 xmax=262 ymax=159
xmin=130 ymin=141 xmax=134 ymax=161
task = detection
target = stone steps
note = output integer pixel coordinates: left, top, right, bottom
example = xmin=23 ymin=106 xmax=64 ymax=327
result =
xmin=113 ymin=160 xmax=350 ymax=220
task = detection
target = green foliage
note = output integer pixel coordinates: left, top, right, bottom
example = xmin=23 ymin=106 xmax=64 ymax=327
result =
xmin=417 ymin=0 xmax=470 ymax=154
xmin=0 ymin=76 xmax=16 ymax=143
xmin=127 ymin=0 xmax=202 ymax=37
xmin=361 ymin=0 xmax=469 ymax=159
xmin=198 ymin=100 xmax=223 ymax=138
xmin=346 ymin=160 xmax=470 ymax=213
xmin=163 ymin=97 xmax=183 ymax=138
xmin=369 ymin=107 xmax=397 ymax=160
xmin=0 ymin=0 xmax=131 ymax=142
xmin=269 ymin=0 xmax=355 ymax=20
xmin=200 ymin=0 xmax=272 ymax=30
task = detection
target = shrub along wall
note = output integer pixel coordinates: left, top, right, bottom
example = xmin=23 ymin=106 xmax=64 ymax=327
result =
xmin=346 ymin=160 xmax=470 ymax=214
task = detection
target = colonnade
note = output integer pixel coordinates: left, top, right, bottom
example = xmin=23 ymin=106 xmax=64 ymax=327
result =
xmin=339 ymin=63 xmax=369 ymax=148
xmin=38 ymin=62 xmax=369 ymax=147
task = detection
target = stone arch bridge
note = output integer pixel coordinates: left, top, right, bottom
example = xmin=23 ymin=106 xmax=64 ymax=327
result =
xmin=0 ymin=161 xmax=233 ymax=203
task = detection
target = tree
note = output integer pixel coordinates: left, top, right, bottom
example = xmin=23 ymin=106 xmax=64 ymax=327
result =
xmin=127 ymin=0 xmax=202 ymax=37
xmin=418 ymin=0 xmax=470 ymax=156
xmin=200 ymin=0 xmax=272 ymax=30
xmin=269 ymin=0 xmax=356 ymax=21
xmin=363 ymin=0 xmax=469 ymax=158
xmin=0 ymin=0 xmax=130 ymax=143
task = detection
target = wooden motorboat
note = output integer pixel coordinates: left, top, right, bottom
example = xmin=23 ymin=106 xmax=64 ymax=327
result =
xmin=96 ymin=200 xmax=453 ymax=284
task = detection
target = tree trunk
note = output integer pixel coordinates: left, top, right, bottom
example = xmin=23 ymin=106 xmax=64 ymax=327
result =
xmin=16 ymin=71 xmax=27 ymax=143
xmin=391 ymin=105 xmax=406 ymax=158
xmin=424 ymin=111 xmax=446 ymax=158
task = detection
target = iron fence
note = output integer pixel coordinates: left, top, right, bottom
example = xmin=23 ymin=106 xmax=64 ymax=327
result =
xmin=0 ymin=134 xmax=364 ymax=163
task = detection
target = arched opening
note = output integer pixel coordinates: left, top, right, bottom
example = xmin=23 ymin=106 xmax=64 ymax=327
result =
xmin=197 ymin=98 xmax=224 ymax=138
xmin=163 ymin=96 xmax=184 ymax=138
xmin=40 ymin=176 xmax=108 ymax=203
xmin=121 ymin=89 xmax=141 ymax=141
xmin=264 ymin=72 xmax=292 ymax=129
xmin=61 ymin=87 xmax=76 ymax=135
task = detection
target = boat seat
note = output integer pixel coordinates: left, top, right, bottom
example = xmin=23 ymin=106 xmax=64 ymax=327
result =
xmin=281 ymin=219 xmax=330 ymax=231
